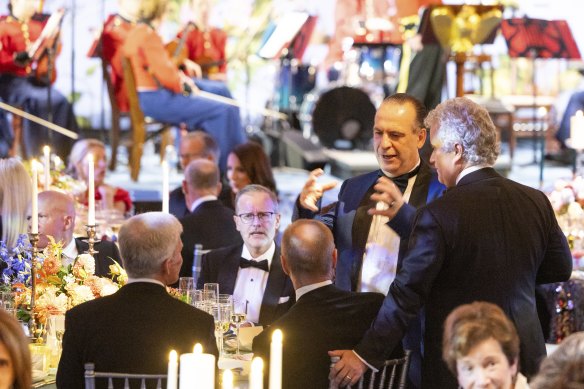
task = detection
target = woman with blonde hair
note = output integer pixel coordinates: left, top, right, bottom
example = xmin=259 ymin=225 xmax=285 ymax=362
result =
xmin=0 ymin=158 xmax=32 ymax=248
xmin=67 ymin=139 xmax=132 ymax=214
xmin=0 ymin=308 xmax=32 ymax=389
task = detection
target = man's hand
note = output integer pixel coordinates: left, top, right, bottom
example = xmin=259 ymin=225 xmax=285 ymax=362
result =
xmin=299 ymin=168 xmax=337 ymax=212
xmin=368 ymin=177 xmax=404 ymax=220
xmin=179 ymin=71 xmax=200 ymax=95
xmin=328 ymin=350 xmax=367 ymax=388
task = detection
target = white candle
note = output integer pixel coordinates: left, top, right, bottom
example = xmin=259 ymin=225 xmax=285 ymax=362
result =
xmin=250 ymin=357 xmax=264 ymax=389
xmin=179 ymin=343 xmax=215 ymax=389
xmin=269 ymin=329 xmax=283 ymax=389
xmin=162 ymin=159 xmax=169 ymax=213
xmin=43 ymin=145 xmax=50 ymax=191
xmin=222 ymin=369 xmax=234 ymax=389
xmin=31 ymin=160 xmax=38 ymax=234
xmin=166 ymin=350 xmax=178 ymax=389
xmin=87 ymin=153 xmax=95 ymax=225
xmin=571 ymin=110 xmax=584 ymax=150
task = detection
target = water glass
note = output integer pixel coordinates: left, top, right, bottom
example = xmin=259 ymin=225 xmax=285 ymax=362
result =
xmin=190 ymin=290 xmax=205 ymax=310
xmin=203 ymin=283 xmax=219 ymax=302
xmin=179 ymin=277 xmax=195 ymax=304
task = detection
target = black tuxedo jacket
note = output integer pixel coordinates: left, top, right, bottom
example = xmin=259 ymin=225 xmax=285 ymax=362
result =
xmin=74 ymin=238 xmax=121 ymax=278
xmin=179 ymin=200 xmax=242 ymax=279
xmin=198 ymin=244 xmax=294 ymax=326
xmin=169 ymin=184 xmax=234 ymax=219
xmin=354 ymin=168 xmax=572 ymax=388
xmin=253 ymin=284 xmax=386 ymax=389
xmin=57 ymin=282 xmax=218 ymax=388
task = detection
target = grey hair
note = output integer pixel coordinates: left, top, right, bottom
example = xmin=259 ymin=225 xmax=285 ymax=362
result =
xmin=425 ymin=97 xmax=499 ymax=166
xmin=118 ymin=212 xmax=183 ymax=278
xmin=67 ymin=138 xmax=105 ymax=179
xmin=182 ymin=131 xmax=220 ymax=162
xmin=235 ymin=184 xmax=279 ymax=213
xmin=530 ymin=332 xmax=584 ymax=389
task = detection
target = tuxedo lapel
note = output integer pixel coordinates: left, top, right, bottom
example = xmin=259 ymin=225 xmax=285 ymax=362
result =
xmin=216 ymin=246 xmax=241 ymax=295
xmin=351 ymin=172 xmax=379 ymax=256
xmin=408 ymin=162 xmax=432 ymax=208
xmin=258 ymin=246 xmax=285 ymax=325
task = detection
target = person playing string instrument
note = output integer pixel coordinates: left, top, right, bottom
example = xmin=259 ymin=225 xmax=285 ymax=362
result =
xmin=0 ymin=0 xmax=78 ymax=159
xmin=121 ymin=0 xmax=245 ymax=172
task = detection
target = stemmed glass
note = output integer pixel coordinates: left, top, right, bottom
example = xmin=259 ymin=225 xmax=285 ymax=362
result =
xmin=230 ymin=311 xmax=247 ymax=355
xmin=210 ymin=302 xmax=231 ymax=356
xmin=179 ymin=277 xmax=195 ymax=304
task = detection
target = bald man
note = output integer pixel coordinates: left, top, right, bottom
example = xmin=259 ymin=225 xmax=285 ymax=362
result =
xmin=252 ymin=220 xmax=388 ymax=389
xmin=30 ymin=191 xmax=121 ymax=277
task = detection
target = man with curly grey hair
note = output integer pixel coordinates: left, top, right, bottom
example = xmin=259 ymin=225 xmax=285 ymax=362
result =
xmin=330 ymin=97 xmax=572 ymax=389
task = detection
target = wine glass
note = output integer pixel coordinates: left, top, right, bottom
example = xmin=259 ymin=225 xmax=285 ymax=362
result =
xmin=210 ymin=302 xmax=231 ymax=356
xmin=230 ymin=312 xmax=247 ymax=355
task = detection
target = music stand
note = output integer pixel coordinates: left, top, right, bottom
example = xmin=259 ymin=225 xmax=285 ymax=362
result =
xmin=501 ymin=18 xmax=581 ymax=186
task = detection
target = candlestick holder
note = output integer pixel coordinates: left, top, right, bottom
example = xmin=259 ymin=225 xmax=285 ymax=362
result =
xmin=85 ymin=224 xmax=99 ymax=257
xmin=28 ymin=232 xmax=41 ymax=342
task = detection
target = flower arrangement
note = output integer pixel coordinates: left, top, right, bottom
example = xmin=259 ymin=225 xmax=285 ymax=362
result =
xmin=547 ymin=176 xmax=584 ymax=217
xmin=1 ymin=235 xmax=127 ymax=324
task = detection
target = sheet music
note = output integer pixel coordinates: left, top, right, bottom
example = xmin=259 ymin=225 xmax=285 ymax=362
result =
xmin=257 ymin=12 xmax=309 ymax=59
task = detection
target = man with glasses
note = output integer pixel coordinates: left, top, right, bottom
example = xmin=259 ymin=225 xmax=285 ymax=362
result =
xmin=29 ymin=190 xmax=121 ymax=276
xmin=198 ymin=184 xmax=294 ymax=326
xmin=169 ymin=131 xmax=232 ymax=218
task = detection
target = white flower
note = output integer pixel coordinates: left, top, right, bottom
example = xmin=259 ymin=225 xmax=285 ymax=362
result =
xmin=100 ymin=282 xmax=119 ymax=297
xmin=74 ymin=254 xmax=96 ymax=276
xmin=568 ymin=202 xmax=584 ymax=218
xmin=36 ymin=287 xmax=68 ymax=314
xmin=67 ymin=284 xmax=95 ymax=306
xmin=63 ymin=274 xmax=76 ymax=285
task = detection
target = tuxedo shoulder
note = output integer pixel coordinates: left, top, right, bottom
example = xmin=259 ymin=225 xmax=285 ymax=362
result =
xmin=205 ymin=244 xmax=243 ymax=258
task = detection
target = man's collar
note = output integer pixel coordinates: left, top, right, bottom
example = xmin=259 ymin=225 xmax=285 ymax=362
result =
xmin=241 ymin=241 xmax=276 ymax=269
xmin=126 ymin=278 xmax=166 ymax=287
xmin=62 ymin=237 xmax=78 ymax=261
xmin=295 ymin=280 xmax=332 ymax=300
xmin=380 ymin=158 xmax=421 ymax=178
xmin=456 ymin=165 xmax=490 ymax=185
xmin=190 ymin=195 xmax=218 ymax=213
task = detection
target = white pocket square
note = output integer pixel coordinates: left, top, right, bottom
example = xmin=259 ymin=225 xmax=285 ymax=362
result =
xmin=278 ymin=296 xmax=290 ymax=304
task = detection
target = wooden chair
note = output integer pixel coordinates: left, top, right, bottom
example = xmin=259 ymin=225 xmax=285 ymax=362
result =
xmin=84 ymin=363 xmax=168 ymax=389
xmin=102 ymin=60 xmax=124 ymax=172
xmin=121 ymin=57 xmax=173 ymax=181
xmin=331 ymin=350 xmax=412 ymax=389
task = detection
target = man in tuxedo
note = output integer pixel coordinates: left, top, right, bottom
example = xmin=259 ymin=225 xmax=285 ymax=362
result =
xmin=31 ymin=190 xmax=120 ymax=277
xmin=253 ymin=219 xmax=385 ymax=389
xmin=294 ymin=93 xmax=444 ymax=387
xmin=330 ymin=97 xmax=573 ymax=389
xmin=170 ymin=131 xmax=231 ymax=218
xmin=57 ymin=212 xmax=218 ymax=388
xmin=199 ymin=184 xmax=294 ymax=326
xmin=179 ymin=159 xmax=242 ymax=279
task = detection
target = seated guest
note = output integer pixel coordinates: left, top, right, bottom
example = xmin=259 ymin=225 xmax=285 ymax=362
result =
xmin=226 ymin=142 xmax=277 ymax=209
xmin=252 ymin=219 xmax=385 ymax=389
xmin=57 ymin=212 xmax=218 ymax=388
xmin=179 ymin=159 xmax=242 ymax=279
xmin=0 ymin=158 xmax=31 ymax=249
xmin=67 ymin=138 xmax=132 ymax=215
xmin=0 ymin=309 xmax=32 ymax=389
xmin=442 ymin=301 xmax=529 ymax=389
xmin=121 ymin=0 xmax=246 ymax=172
xmin=30 ymin=191 xmax=121 ymax=277
xmin=531 ymin=332 xmax=584 ymax=389
xmin=198 ymin=184 xmax=293 ymax=326
xmin=170 ymin=131 xmax=230 ymax=218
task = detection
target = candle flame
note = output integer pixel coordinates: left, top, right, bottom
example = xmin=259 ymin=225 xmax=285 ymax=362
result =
xmin=194 ymin=343 xmax=203 ymax=354
xmin=272 ymin=329 xmax=283 ymax=343
xmin=43 ymin=145 xmax=50 ymax=154
xmin=578 ymin=110 xmax=584 ymax=117
xmin=252 ymin=357 xmax=264 ymax=371
xmin=169 ymin=350 xmax=177 ymax=362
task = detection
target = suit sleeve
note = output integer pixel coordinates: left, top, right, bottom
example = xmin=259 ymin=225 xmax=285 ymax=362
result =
xmin=354 ymin=208 xmax=445 ymax=367
xmin=536 ymin=195 xmax=572 ymax=284
xmin=387 ymin=203 xmax=417 ymax=239
xmin=197 ymin=252 xmax=212 ymax=289
xmin=56 ymin=310 xmax=84 ymax=388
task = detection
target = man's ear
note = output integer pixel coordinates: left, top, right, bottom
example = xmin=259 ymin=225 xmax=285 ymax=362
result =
xmin=280 ymin=253 xmax=290 ymax=276
xmin=63 ymin=215 xmax=74 ymax=231
xmin=181 ymin=180 xmax=188 ymax=195
xmin=453 ymin=143 xmax=464 ymax=163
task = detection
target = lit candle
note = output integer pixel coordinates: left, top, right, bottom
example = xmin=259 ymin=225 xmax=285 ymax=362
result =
xmin=250 ymin=357 xmax=264 ymax=389
xmin=222 ymin=369 xmax=233 ymax=389
xmin=179 ymin=343 xmax=215 ymax=389
xmin=166 ymin=350 xmax=178 ymax=389
xmin=269 ymin=329 xmax=283 ymax=389
xmin=43 ymin=145 xmax=50 ymax=190
xmin=571 ymin=110 xmax=584 ymax=150
xmin=31 ymin=159 xmax=38 ymax=234
xmin=162 ymin=159 xmax=169 ymax=213
xmin=87 ymin=153 xmax=95 ymax=225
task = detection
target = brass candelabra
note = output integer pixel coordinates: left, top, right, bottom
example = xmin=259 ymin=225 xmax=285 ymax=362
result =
xmin=28 ymin=232 xmax=40 ymax=341
xmin=85 ymin=224 xmax=99 ymax=257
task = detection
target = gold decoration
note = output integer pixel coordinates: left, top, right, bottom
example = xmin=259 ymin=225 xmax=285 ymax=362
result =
xmin=430 ymin=5 xmax=502 ymax=54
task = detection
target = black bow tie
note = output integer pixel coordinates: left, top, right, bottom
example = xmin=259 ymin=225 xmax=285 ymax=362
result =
xmin=239 ymin=258 xmax=269 ymax=272
xmin=379 ymin=164 xmax=421 ymax=194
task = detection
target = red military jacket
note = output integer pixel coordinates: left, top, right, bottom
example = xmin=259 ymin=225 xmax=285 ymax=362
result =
xmin=178 ymin=26 xmax=227 ymax=74
xmin=0 ymin=15 xmax=44 ymax=77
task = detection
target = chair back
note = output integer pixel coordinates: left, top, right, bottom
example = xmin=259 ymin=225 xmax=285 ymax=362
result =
xmin=331 ymin=350 xmax=411 ymax=389
xmin=84 ymin=362 xmax=168 ymax=389
xmin=102 ymin=59 xmax=124 ymax=171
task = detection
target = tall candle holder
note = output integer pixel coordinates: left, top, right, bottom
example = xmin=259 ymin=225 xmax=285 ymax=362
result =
xmin=85 ymin=224 xmax=99 ymax=257
xmin=28 ymin=232 xmax=40 ymax=341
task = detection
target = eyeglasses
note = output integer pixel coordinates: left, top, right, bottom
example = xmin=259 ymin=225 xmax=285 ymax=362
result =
xmin=236 ymin=212 xmax=276 ymax=224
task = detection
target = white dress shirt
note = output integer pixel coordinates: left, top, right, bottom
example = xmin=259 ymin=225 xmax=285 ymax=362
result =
xmin=189 ymin=195 xmax=218 ymax=213
xmin=232 ymin=242 xmax=276 ymax=324
xmin=295 ymin=280 xmax=332 ymax=301
xmin=456 ymin=165 xmax=490 ymax=185
xmin=61 ymin=238 xmax=79 ymax=267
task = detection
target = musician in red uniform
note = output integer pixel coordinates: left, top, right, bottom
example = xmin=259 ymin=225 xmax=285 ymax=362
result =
xmin=121 ymin=0 xmax=245 ymax=172
xmin=0 ymin=0 xmax=78 ymax=159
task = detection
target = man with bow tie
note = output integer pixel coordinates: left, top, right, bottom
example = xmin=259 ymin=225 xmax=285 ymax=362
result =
xmin=293 ymin=93 xmax=445 ymax=388
xmin=29 ymin=190 xmax=121 ymax=277
xmin=198 ymin=184 xmax=294 ymax=326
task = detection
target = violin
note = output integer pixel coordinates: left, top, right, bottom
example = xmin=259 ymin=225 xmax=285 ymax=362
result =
xmin=28 ymin=9 xmax=65 ymax=86
xmin=165 ymin=22 xmax=196 ymax=70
